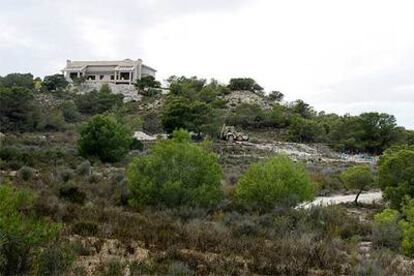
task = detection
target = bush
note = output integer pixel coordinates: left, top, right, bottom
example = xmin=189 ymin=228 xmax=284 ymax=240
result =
xmin=98 ymin=260 xmax=125 ymax=276
xmin=59 ymin=168 xmax=74 ymax=182
xmin=228 ymin=78 xmax=263 ymax=92
xmin=143 ymin=112 xmax=162 ymax=135
xmin=61 ymin=100 xmax=81 ymax=122
xmin=161 ymin=97 xmax=222 ymax=136
xmin=167 ymin=261 xmax=194 ymax=276
xmin=127 ymin=129 xmax=223 ymax=207
xmin=18 ymin=166 xmax=35 ymax=181
xmin=43 ymin=109 xmax=66 ymax=131
xmin=135 ymin=75 xmax=161 ymax=91
xmin=0 ymin=184 xmax=61 ymax=274
xmin=287 ymin=115 xmax=326 ymax=143
xmin=236 ymin=155 xmax=314 ymax=209
xmin=76 ymin=160 xmax=92 ymax=176
xmin=372 ymin=209 xmax=401 ymax=250
xmin=75 ymin=84 xmax=123 ymax=115
xmin=226 ymin=103 xmax=268 ymax=128
xmin=130 ymin=138 xmax=144 ymax=151
xmin=59 ymin=184 xmax=86 ymax=204
xmin=400 ymin=199 xmax=414 ymax=256
xmin=378 ymin=145 xmax=414 ymax=209
xmin=72 ymin=221 xmax=99 ymax=236
xmin=33 ymin=242 xmax=75 ymax=275
xmin=43 ymin=74 xmax=69 ymax=91
xmin=0 ymin=73 xmax=34 ymax=89
xmin=0 ymin=86 xmax=42 ymax=131
xmin=78 ymin=115 xmax=132 ymax=162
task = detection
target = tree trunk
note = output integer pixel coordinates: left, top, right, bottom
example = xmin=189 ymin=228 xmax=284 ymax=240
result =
xmin=355 ymin=189 xmax=362 ymax=205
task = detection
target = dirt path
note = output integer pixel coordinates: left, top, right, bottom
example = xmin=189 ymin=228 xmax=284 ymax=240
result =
xmin=298 ymin=191 xmax=383 ymax=209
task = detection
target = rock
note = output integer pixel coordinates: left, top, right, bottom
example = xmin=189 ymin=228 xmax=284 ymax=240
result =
xmin=133 ymin=131 xmax=157 ymax=141
xmin=358 ymin=241 xmax=372 ymax=255
xmin=224 ymin=90 xmax=268 ymax=109
xmin=74 ymin=82 xmax=143 ymax=102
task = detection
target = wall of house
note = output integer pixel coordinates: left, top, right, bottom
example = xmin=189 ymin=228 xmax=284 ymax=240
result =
xmin=141 ymin=67 xmax=156 ymax=78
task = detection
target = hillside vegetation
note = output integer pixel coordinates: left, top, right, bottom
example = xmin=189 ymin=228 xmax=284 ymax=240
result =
xmin=1 ymin=72 xmax=414 ymax=275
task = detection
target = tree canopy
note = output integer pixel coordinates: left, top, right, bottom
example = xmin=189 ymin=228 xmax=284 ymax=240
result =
xmin=78 ymin=114 xmax=132 ymax=162
xmin=340 ymin=165 xmax=374 ymax=204
xmin=378 ymin=145 xmax=414 ymax=209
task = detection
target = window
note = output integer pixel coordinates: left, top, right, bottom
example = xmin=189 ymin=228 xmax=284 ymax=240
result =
xmin=110 ymin=75 xmax=114 ymax=80
xmin=100 ymin=75 xmax=104 ymax=80
xmin=69 ymin=72 xmax=77 ymax=79
xmin=87 ymin=75 xmax=95 ymax=80
xmin=120 ymin=72 xmax=129 ymax=80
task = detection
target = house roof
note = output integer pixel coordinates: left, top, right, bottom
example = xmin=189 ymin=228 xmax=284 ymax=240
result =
xmin=63 ymin=59 xmax=156 ymax=72
xmin=142 ymin=64 xmax=157 ymax=72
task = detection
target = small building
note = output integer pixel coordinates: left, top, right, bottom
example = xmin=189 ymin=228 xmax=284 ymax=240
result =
xmin=62 ymin=59 xmax=156 ymax=85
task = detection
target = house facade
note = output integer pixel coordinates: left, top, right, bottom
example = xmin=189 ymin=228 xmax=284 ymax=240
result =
xmin=62 ymin=59 xmax=156 ymax=85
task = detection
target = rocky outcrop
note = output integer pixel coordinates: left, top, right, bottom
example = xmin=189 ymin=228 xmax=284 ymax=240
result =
xmin=74 ymin=82 xmax=143 ymax=102
xmin=224 ymin=90 xmax=271 ymax=110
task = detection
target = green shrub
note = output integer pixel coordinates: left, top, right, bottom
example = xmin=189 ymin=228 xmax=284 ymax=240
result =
xmin=161 ymin=97 xmax=222 ymax=136
xmin=0 ymin=73 xmax=34 ymax=89
xmin=72 ymin=221 xmax=99 ymax=236
xmin=167 ymin=261 xmax=194 ymax=276
xmin=127 ymin=129 xmax=223 ymax=207
xmin=78 ymin=115 xmax=132 ymax=162
xmin=287 ymin=115 xmax=326 ymax=143
xmin=135 ymin=75 xmax=161 ymax=91
xmin=41 ymin=109 xmax=67 ymax=131
xmin=43 ymin=74 xmax=68 ymax=91
xmin=76 ymin=160 xmax=91 ymax=176
xmin=228 ymin=78 xmax=263 ymax=92
xmin=129 ymin=261 xmax=155 ymax=275
xmin=400 ymin=199 xmax=414 ymax=256
xmin=97 ymin=260 xmax=125 ymax=276
xmin=373 ymin=208 xmax=401 ymax=250
xmin=0 ymin=184 xmax=61 ymax=275
xmin=0 ymin=86 xmax=42 ymax=131
xmin=75 ymin=84 xmax=123 ymax=115
xmin=379 ymin=145 xmax=414 ymax=209
xmin=236 ymin=155 xmax=314 ymax=209
xmin=18 ymin=166 xmax=35 ymax=181
xmin=143 ymin=112 xmax=162 ymax=135
xmin=59 ymin=184 xmax=86 ymax=204
xmin=226 ymin=103 xmax=268 ymax=129
xmin=33 ymin=242 xmax=75 ymax=275
xmin=61 ymin=100 xmax=81 ymax=122
xmin=130 ymin=138 xmax=144 ymax=151
xmin=59 ymin=168 xmax=74 ymax=182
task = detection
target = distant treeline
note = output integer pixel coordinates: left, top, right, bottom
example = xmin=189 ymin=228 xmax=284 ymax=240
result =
xmin=1 ymin=73 xmax=413 ymax=154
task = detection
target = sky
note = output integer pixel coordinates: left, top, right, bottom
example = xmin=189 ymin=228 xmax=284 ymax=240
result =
xmin=0 ymin=0 xmax=413 ymax=129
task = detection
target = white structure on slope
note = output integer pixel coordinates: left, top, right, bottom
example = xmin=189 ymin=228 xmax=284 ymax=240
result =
xmin=62 ymin=59 xmax=156 ymax=85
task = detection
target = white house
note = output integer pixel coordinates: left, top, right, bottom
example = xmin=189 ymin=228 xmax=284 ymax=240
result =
xmin=62 ymin=59 xmax=156 ymax=85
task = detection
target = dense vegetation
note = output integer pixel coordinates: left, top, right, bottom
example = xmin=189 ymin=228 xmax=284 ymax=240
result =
xmin=0 ymin=72 xmax=414 ymax=274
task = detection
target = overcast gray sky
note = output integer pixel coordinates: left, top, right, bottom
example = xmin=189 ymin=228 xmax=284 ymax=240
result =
xmin=1 ymin=0 xmax=413 ymax=129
